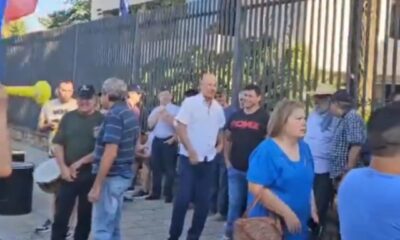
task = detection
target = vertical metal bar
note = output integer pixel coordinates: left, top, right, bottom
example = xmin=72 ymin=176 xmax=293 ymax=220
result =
xmin=132 ymin=13 xmax=142 ymax=86
xmin=250 ymin=0 xmax=257 ymax=85
xmin=72 ymin=25 xmax=79 ymax=82
xmin=292 ymin=1 xmax=301 ymax=100
xmin=381 ymin=0 xmax=390 ymax=100
xmin=299 ymin=0 xmax=308 ymax=102
xmin=257 ymin=0 xmax=267 ymax=99
xmin=232 ymin=0 xmax=244 ymax=106
xmin=361 ymin=0 xmax=373 ymax=116
xmin=371 ymin=0 xmax=381 ymax=107
xmin=337 ymin=0 xmax=346 ymax=88
xmin=391 ymin=1 xmax=399 ymax=94
xmin=268 ymin=0 xmax=277 ymax=101
xmin=321 ymin=0 xmax=330 ymax=83
xmin=274 ymin=1 xmax=283 ymax=99
xmin=287 ymin=1 xmax=295 ymax=99
xmin=329 ymin=0 xmax=338 ymax=84
xmin=306 ymin=0 xmax=316 ymax=93
xmin=313 ymin=0 xmax=323 ymax=87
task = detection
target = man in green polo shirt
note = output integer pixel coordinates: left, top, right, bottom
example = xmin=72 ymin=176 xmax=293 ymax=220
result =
xmin=51 ymin=85 xmax=104 ymax=240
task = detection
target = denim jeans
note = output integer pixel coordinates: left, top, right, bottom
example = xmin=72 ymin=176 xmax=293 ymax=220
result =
xmin=224 ymin=167 xmax=248 ymax=239
xmin=169 ymin=155 xmax=216 ymax=240
xmin=92 ymin=176 xmax=132 ymax=240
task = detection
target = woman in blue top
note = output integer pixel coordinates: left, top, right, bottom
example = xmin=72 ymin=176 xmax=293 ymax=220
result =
xmin=247 ymin=100 xmax=318 ymax=240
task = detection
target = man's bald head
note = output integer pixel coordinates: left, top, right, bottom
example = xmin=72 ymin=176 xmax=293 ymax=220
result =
xmin=200 ymin=73 xmax=217 ymax=101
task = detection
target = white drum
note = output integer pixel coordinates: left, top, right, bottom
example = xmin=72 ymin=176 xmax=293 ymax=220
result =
xmin=33 ymin=158 xmax=61 ymax=194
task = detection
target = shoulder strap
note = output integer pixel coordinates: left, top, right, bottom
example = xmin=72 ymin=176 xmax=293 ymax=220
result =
xmin=242 ymin=187 xmax=264 ymax=218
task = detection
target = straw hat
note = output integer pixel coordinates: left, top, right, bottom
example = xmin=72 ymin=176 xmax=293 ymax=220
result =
xmin=308 ymin=83 xmax=336 ymax=96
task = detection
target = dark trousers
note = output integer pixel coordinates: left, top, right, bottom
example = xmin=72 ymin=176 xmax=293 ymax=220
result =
xmin=210 ymin=154 xmax=228 ymax=216
xmin=151 ymin=136 xmax=178 ymax=198
xmin=312 ymin=173 xmax=334 ymax=237
xmin=51 ymin=173 xmax=94 ymax=240
xmin=169 ymin=155 xmax=216 ymax=240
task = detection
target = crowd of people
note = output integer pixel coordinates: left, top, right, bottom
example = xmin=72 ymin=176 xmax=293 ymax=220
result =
xmin=0 ymin=72 xmax=400 ymax=240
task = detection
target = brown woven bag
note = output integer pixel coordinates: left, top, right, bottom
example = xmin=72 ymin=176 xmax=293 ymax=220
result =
xmin=234 ymin=189 xmax=283 ymax=240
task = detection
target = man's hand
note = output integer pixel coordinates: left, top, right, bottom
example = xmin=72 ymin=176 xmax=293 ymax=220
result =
xmin=0 ymin=85 xmax=8 ymax=109
xmin=41 ymin=122 xmax=55 ymax=132
xmin=60 ymin=165 xmax=74 ymax=182
xmin=188 ymin=149 xmax=199 ymax=165
xmin=88 ymin=184 xmax=101 ymax=203
xmin=69 ymin=160 xmax=83 ymax=179
xmin=216 ymin=144 xmax=223 ymax=154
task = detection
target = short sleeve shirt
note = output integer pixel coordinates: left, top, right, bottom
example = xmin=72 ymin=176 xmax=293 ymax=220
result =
xmin=226 ymin=108 xmax=269 ymax=171
xmin=52 ymin=110 xmax=103 ymax=173
xmin=93 ymin=102 xmax=140 ymax=178
xmin=338 ymin=168 xmax=400 ymax=240
xmin=175 ymin=94 xmax=225 ymax=162
xmin=38 ymin=99 xmax=77 ymax=154
xmin=247 ymin=139 xmax=314 ymax=239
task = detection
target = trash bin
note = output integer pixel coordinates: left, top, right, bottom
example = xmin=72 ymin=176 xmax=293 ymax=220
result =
xmin=0 ymin=162 xmax=34 ymax=215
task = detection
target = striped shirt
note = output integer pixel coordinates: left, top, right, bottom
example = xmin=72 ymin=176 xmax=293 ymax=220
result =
xmin=93 ymin=102 xmax=139 ymax=178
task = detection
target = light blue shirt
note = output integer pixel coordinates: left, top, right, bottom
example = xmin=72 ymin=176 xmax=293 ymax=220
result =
xmin=304 ymin=110 xmax=337 ymax=174
xmin=148 ymin=103 xmax=180 ymax=138
xmin=338 ymin=167 xmax=400 ymax=240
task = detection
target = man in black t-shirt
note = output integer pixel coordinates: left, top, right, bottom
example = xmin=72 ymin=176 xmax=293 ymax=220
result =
xmin=222 ymin=84 xmax=269 ymax=240
xmin=51 ymin=85 xmax=104 ymax=240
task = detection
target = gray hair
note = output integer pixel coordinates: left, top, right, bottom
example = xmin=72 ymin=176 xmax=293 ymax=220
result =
xmin=102 ymin=77 xmax=128 ymax=99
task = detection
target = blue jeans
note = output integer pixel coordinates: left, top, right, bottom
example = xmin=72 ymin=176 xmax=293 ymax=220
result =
xmin=91 ymin=176 xmax=132 ymax=240
xmin=169 ymin=155 xmax=216 ymax=240
xmin=225 ymin=167 xmax=248 ymax=239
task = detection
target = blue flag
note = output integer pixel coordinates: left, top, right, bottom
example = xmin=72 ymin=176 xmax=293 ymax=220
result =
xmin=119 ymin=0 xmax=129 ymax=16
xmin=0 ymin=0 xmax=7 ymax=38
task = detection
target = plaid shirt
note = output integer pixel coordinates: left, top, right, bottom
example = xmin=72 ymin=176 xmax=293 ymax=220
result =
xmin=330 ymin=110 xmax=367 ymax=178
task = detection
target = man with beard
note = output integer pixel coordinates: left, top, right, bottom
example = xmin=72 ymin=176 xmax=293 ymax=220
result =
xmin=222 ymin=84 xmax=269 ymax=240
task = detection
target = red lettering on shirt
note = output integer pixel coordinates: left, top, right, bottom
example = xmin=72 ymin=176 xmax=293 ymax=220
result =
xmin=231 ymin=120 xmax=260 ymax=130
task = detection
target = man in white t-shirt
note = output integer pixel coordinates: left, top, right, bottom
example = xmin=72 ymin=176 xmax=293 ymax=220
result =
xmin=35 ymin=80 xmax=77 ymax=235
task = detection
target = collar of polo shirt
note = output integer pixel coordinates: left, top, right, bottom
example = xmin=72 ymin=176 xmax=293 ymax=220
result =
xmin=197 ymin=93 xmax=215 ymax=107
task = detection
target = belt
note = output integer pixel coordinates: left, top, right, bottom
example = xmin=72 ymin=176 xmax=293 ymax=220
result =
xmin=154 ymin=136 xmax=173 ymax=141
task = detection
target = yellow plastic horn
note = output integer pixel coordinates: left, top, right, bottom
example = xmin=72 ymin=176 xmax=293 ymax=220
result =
xmin=4 ymin=80 xmax=52 ymax=106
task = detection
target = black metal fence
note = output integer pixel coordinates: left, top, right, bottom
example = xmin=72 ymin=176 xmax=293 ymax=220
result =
xmin=1 ymin=0 xmax=399 ymax=129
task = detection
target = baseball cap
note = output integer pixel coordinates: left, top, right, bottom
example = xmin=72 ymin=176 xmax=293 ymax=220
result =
xmin=331 ymin=89 xmax=353 ymax=103
xmin=77 ymin=84 xmax=95 ymax=99
xmin=128 ymin=84 xmax=142 ymax=93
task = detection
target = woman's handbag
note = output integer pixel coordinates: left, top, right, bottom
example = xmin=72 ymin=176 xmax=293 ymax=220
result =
xmin=234 ymin=189 xmax=283 ymax=240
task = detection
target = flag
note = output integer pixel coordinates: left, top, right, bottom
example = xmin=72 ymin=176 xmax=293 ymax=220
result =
xmin=4 ymin=0 xmax=38 ymax=22
xmin=119 ymin=0 xmax=129 ymax=16
xmin=0 ymin=0 xmax=7 ymax=37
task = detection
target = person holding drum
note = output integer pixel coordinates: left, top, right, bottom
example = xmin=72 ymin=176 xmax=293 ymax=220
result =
xmin=0 ymin=85 xmax=12 ymax=178
xmin=36 ymin=80 xmax=78 ymax=234
xmin=51 ymin=84 xmax=104 ymax=240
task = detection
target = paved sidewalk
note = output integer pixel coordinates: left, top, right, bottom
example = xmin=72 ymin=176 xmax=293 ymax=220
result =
xmin=0 ymin=142 xmax=224 ymax=240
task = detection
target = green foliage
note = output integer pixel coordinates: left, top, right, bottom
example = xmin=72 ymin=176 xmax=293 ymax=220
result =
xmin=2 ymin=20 xmax=27 ymax=38
xmin=39 ymin=0 xmax=90 ymax=29
xmin=139 ymin=36 xmax=314 ymax=109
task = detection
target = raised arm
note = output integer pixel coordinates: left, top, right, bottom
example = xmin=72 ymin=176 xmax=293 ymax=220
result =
xmin=0 ymin=87 xmax=11 ymax=177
